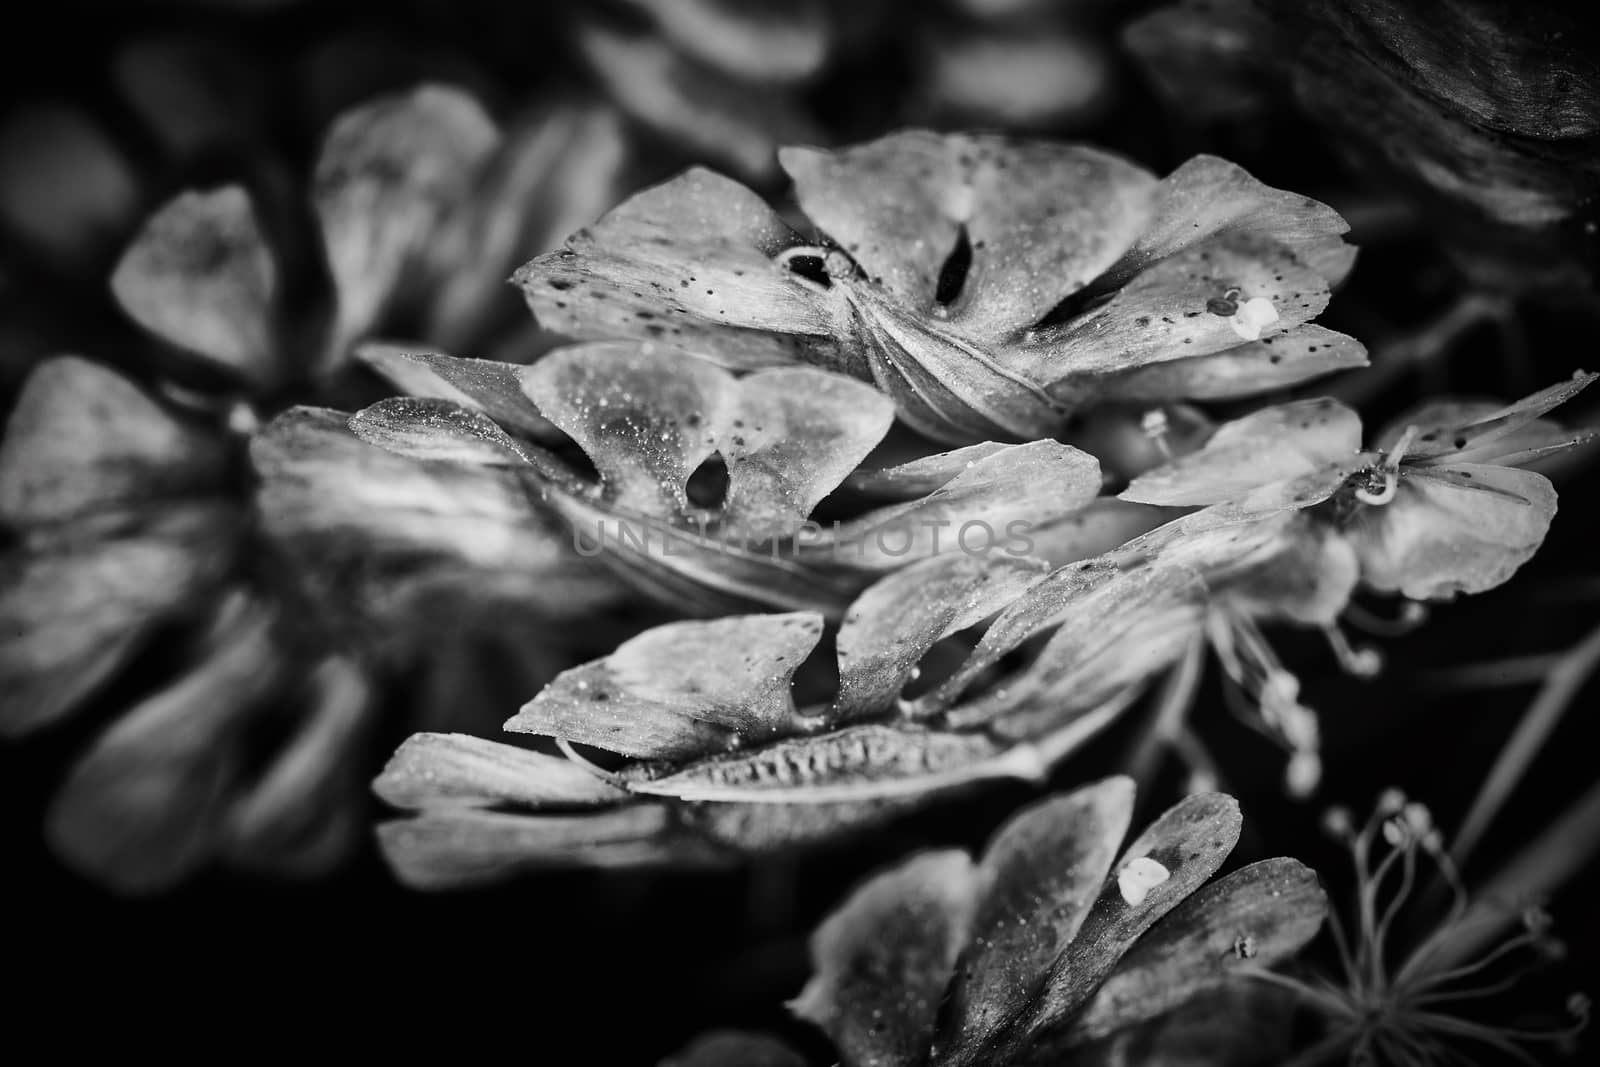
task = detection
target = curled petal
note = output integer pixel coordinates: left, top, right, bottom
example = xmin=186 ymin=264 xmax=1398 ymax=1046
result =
xmin=1377 ymin=370 xmax=1597 ymax=463
xmin=356 ymin=344 xmax=559 ymax=439
xmin=347 ymin=397 xmax=538 ymax=468
xmin=833 ymin=553 xmax=1051 ymax=722
xmin=374 ymin=732 xmax=631 ymax=811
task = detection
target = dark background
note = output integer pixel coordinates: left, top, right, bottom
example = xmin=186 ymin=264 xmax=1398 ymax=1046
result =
xmin=4 ymin=2 xmax=1598 ymax=1061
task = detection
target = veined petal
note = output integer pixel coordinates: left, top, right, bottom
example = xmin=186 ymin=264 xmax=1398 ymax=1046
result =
xmin=842 ymin=443 xmax=1012 ymax=498
xmin=0 ymin=356 xmax=223 ymax=525
xmin=1377 ymin=370 xmax=1597 ymax=462
xmin=833 ymin=553 xmax=1052 ymax=722
xmin=1103 ymin=324 xmax=1367 ymax=403
xmin=829 ymin=440 xmax=1102 ymax=569
xmin=356 ymin=344 xmax=559 ymax=439
xmin=791 ymin=850 xmax=980 ymax=1067
xmin=110 ymin=186 xmax=279 ymax=386
xmin=1001 ymin=794 xmax=1243 ymax=1056
xmin=505 ymin=613 xmax=824 ymax=759
xmin=1121 ymin=397 xmax=1362 ymax=507
xmin=1347 ymin=462 xmax=1558 ymax=599
xmin=347 ymin=397 xmax=539 ymax=468
xmin=1102 ymin=154 xmax=1356 ymax=289
xmin=781 ymin=131 xmax=1156 ymax=326
xmin=933 ymin=779 xmax=1136 ymax=1066
xmin=521 ymin=343 xmax=894 ymax=535
xmin=1026 ymin=233 xmax=1331 ymax=383
xmin=1054 ymin=858 xmax=1326 ymax=1048
xmin=516 ymin=168 xmax=850 ymax=370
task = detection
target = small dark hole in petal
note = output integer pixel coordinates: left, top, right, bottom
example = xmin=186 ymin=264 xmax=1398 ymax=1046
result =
xmin=934 ymin=223 xmax=974 ymax=306
xmin=784 ymin=254 xmax=833 ymax=288
xmin=686 ymin=452 xmax=731 ymax=509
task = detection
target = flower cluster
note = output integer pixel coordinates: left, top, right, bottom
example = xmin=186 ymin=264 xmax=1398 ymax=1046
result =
xmin=5 ymin=46 xmax=1596 ymax=1064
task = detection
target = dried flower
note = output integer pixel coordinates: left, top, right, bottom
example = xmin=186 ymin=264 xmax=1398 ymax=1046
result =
xmin=1121 ymin=373 xmax=1598 ymax=599
xmin=0 ymin=84 xmax=620 ymax=890
xmin=790 ymin=778 xmax=1326 ymax=1066
xmin=350 ymin=340 xmax=1104 ymax=615
xmin=515 ymin=129 xmax=1364 ymax=443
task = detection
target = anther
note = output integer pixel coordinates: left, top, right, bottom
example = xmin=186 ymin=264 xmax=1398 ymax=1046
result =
xmin=1325 ymin=625 xmax=1384 ymax=677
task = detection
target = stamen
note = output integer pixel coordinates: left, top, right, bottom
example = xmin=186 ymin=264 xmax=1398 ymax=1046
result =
xmin=1140 ymin=408 xmax=1174 ymax=460
xmin=1354 ymin=470 xmax=1399 ymax=505
xmin=1344 ymin=600 xmax=1430 ymax=637
xmin=556 ymin=737 xmax=627 ymax=786
xmin=1326 ymin=624 xmax=1384 ymax=677
xmin=1385 ymin=425 xmax=1421 ymax=470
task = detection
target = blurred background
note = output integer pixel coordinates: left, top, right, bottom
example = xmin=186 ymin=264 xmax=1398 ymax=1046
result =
xmin=3 ymin=0 xmax=1598 ymax=1059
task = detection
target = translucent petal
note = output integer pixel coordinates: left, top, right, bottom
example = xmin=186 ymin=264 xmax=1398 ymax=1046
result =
xmin=1348 ymin=463 xmax=1558 ymax=599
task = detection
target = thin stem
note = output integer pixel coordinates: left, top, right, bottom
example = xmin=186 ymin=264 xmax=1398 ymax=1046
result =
xmin=1452 ymin=622 xmax=1600 ymax=869
xmin=1125 ymin=634 xmax=1204 ymax=791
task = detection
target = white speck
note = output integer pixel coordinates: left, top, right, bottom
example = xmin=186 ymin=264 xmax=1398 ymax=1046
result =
xmin=1228 ymin=297 xmax=1279 ymax=341
xmin=1118 ymin=856 xmax=1170 ymax=906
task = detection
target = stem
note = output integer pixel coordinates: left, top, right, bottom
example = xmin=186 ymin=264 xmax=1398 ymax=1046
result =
xmin=1451 ymin=622 xmax=1600 ymax=869
xmin=1125 ymin=635 xmax=1204 ymax=791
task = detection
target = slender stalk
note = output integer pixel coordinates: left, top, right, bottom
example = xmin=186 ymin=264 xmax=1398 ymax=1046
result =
xmin=1451 ymin=622 xmax=1600 ymax=869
